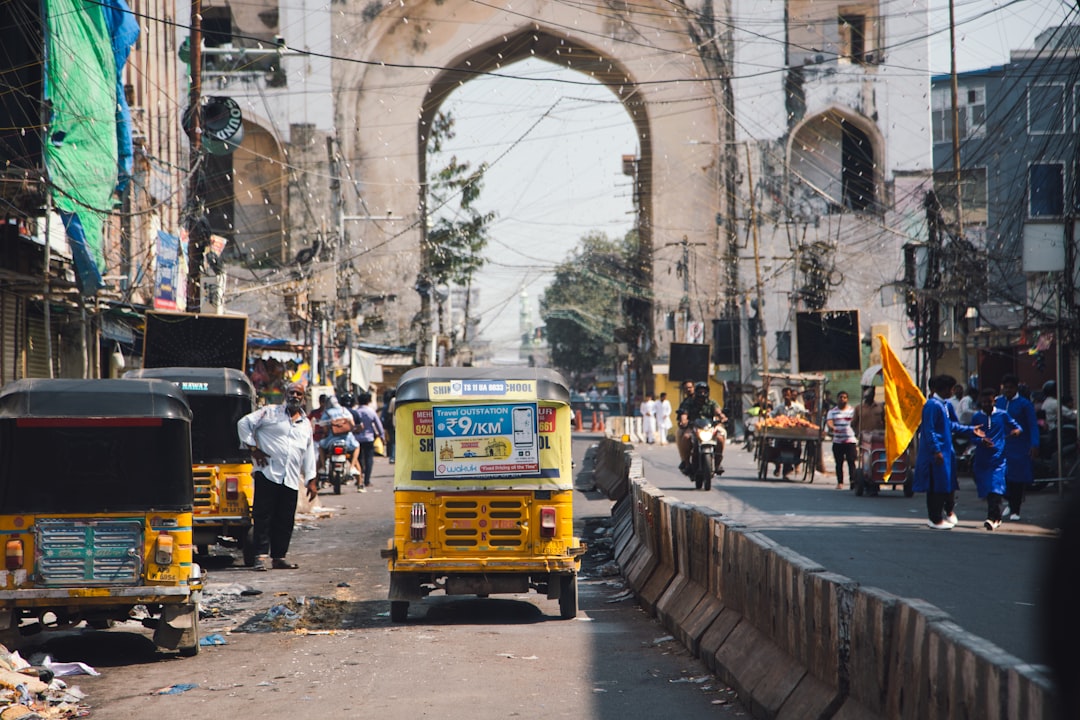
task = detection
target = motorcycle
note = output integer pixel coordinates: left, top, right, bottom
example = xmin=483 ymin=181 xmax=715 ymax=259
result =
xmin=689 ymin=417 xmax=722 ymax=491
xmin=1033 ymin=420 xmax=1078 ymax=490
xmin=324 ymin=438 xmax=351 ymax=495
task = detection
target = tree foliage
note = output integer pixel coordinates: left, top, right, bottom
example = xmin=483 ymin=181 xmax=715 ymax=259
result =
xmin=424 ymin=112 xmax=495 ymax=288
xmin=541 ymin=231 xmax=634 ymax=377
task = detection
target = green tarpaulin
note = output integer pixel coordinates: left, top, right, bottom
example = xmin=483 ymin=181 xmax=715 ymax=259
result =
xmin=44 ymin=0 xmax=118 ymax=293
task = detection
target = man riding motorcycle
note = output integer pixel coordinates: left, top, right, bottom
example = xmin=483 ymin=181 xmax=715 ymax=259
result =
xmin=676 ymin=381 xmax=726 ymax=476
xmin=318 ymin=396 xmax=361 ymax=481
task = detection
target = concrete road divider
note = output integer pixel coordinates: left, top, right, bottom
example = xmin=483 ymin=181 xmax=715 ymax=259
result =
xmin=590 ymin=438 xmax=1057 ymax=720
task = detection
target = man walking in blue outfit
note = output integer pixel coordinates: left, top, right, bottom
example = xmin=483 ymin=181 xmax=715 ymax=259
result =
xmin=914 ymin=374 xmax=981 ymax=529
xmin=995 ymin=374 xmax=1039 ymax=521
xmin=967 ymin=388 xmax=1022 ymax=531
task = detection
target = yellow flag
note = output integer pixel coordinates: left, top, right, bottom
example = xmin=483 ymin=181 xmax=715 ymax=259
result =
xmin=878 ymin=335 xmax=925 ymax=481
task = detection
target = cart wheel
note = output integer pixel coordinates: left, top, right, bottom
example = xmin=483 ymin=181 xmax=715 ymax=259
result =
xmin=757 ymin=442 xmax=768 ymax=481
xmin=853 ymin=468 xmax=865 ymax=496
xmin=803 ymin=442 xmax=816 ymax=483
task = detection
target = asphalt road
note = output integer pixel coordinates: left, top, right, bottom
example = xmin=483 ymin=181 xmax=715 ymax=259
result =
xmin=631 ymin=433 xmax=1069 ymax=667
xmin=7 ymin=437 xmax=751 ymax=719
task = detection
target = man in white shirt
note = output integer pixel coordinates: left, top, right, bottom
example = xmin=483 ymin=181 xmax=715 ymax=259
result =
xmin=237 ymin=382 xmax=317 ymax=571
xmin=641 ymin=394 xmax=657 ymax=443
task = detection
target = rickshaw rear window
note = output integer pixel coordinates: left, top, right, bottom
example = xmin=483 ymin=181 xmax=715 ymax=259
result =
xmin=186 ymin=395 xmax=253 ymax=464
xmin=0 ymin=419 xmax=193 ymax=513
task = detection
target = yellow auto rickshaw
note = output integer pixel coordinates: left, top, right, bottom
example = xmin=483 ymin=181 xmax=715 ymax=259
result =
xmin=126 ymin=367 xmax=258 ymax=564
xmin=0 ymin=379 xmax=202 ymax=655
xmin=381 ymin=368 xmax=585 ymax=621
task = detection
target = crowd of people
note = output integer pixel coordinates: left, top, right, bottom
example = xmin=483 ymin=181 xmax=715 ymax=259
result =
xmin=236 ymin=382 xmax=393 ymax=572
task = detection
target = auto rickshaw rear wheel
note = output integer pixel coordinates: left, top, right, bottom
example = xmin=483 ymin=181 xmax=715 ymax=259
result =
xmin=177 ymin=606 xmax=200 ymax=657
xmin=903 ymin=478 xmax=914 ymax=497
xmin=390 ymin=600 xmax=409 ymax=622
xmin=558 ymin=575 xmax=578 ymax=619
xmin=853 ymin=469 xmax=865 ymax=496
xmin=242 ymin=527 xmax=256 ymax=567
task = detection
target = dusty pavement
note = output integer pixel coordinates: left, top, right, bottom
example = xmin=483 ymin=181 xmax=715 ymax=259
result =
xmin=10 ymin=438 xmax=750 ymax=719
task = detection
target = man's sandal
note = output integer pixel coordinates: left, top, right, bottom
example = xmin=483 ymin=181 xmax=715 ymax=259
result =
xmin=271 ymin=558 xmax=299 ymax=570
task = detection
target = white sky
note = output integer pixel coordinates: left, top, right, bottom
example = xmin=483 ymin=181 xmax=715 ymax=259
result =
xmin=431 ymin=0 xmax=1076 ymax=359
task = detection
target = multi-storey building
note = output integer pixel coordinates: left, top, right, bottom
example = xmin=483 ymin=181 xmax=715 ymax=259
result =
xmin=930 ymin=24 xmax=1079 ymax=392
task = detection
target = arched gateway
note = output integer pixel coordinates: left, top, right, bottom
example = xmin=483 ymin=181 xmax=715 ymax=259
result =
xmin=334 ymin=0 xmax=728 ymax=364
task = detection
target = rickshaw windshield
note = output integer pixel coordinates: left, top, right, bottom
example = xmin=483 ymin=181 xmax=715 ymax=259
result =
xmin=394 ymin=367 xmax=573 ymax=493
xmin=187 ymin=395 xmax=253 ymax=464
xmin=0 ymin=418 xmax=193 ymax=513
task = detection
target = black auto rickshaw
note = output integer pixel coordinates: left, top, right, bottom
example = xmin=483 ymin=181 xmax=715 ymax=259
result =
xmin=126 ymin=367 xmax=258 ymax=564
xmin=0 ymin=379 xmax=202 ymax=655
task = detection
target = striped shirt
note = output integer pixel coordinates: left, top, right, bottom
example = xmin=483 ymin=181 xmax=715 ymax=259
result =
xmin=827 ymin=405 xmax=857 ymax=444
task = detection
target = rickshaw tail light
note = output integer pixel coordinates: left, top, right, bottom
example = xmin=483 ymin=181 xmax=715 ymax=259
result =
xmin=410 ymin=503 xmax=427 ymax=542
xmin=5 ymin=539 xmax=23 ymax=570
xmin=539 ymin=507 xmax=557 ymax=537
xmin=225 ymin=476 xmax=240 ymax=500
xmin=155 ymin=533 xmax=174 ymax=565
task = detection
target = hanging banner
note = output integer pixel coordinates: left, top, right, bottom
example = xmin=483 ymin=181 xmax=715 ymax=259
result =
xmin=154 ymin=230 xmax=180 ymax=310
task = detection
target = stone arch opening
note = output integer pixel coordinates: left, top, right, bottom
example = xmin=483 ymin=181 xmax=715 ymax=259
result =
xmin=416 ymin=30 xmax=655 ymax=349
xmin=788 ymin=106 xmax=883 ymax=215
xmin=205 ymin=119 xmax=287 ymax=265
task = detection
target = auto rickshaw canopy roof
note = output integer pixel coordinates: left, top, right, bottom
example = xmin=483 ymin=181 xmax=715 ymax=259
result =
xmin=0 ymin=378 xmax=192 ymax=420
xmin=396 ymin=367 xmax=571 ymax=405
xmin=124 ymin=366 xmax=256 ymax=402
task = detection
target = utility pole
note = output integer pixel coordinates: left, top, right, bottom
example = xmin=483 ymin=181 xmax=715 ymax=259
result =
xmin=184 ymin=0 xmax=206 ymax=312
xmin=948 ymin=0 xmax=970 ymax=383
xmin=664 ymin=235 xmax=706 ymax=342
xmin=746 ymin=146 xmax=768 ymax=382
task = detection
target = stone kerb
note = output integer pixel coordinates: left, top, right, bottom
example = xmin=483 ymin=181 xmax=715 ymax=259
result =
xmin=593 ymin=438 xmax=630 ymax=502
xmin=656 ymin=503 xmax=710 ymax=646
xmin=606 ymin=442 xmax=1056 ymax=720
xmin=637 ymin=496 xmax=679 ymax=614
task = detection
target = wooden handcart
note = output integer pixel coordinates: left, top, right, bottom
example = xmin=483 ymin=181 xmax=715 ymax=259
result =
xmin=851 ymin=430 xmax=914 ymax=497
xmin=755 ymin=424 xmax=821 ymax=483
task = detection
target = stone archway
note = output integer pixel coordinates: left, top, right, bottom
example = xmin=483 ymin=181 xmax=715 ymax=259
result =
xmin=788 ymin=105 xmax=884 ymax=216
xmin=335 ymin=0 xmax=726 ymax=361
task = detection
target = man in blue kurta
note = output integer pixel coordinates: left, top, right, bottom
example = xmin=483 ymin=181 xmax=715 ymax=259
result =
xmin=967 ymin=388 xmax=1021 ymax=531
xmin=994 ymin=374 xmax=1039 ymax=521
xmin=914 ymin=374 xmax=980 ymax=529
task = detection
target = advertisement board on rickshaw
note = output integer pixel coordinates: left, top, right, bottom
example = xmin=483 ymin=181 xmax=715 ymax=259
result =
xmin=0 ymin=379 xmax=202 ymax=656
xmin=125 ymin=367 xmax=258 ymax=563
xmin=382 ymin=368 xmax=585 ymax=622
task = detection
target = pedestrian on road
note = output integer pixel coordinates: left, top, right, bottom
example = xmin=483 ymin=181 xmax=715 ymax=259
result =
xmin=308 ymin=393 xmax=330 ymax=444
xmin=914 ymin=374 xmax=980 ymax=529
xmin=851 ymin=386 xmax=885 ymax=436
xmin=995 ymin=374 xmax=1039 ymax=521
xmin=237 ymin=381 xmax=317 ymax=571
xmin=350 ymin=391 xmax=386 ymax=491
xmin=641 ymin=394 xmax=657 ymax=444
xmin=382 ymin=389 xmax=397 ymax=464
xmin=967 ymin=388 xmax=1022 ymax=531
xmin=658 ymin=392 xmax=673 ymax=445
xmin=826 ymin=391 xmax=857 ymax=490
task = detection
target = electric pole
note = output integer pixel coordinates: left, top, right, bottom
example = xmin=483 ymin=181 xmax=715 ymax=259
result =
xmin=184 ymin=0 xmax=206 ymax=312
